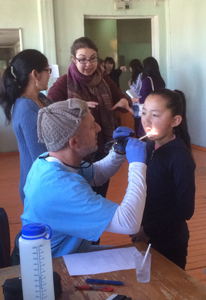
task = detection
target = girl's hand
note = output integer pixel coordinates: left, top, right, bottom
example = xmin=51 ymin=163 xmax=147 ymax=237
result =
xmin=132 ymin=97 xmax=139 ymax=104
xmin=111 ymin=98 xmax=134 ymax=114
xmin=130 ymin=226 xmax=150 ymax=243
xmin=128 ymin=80 xmax=131 ymax=87
xmin=86 ymin=101 xmax=98 ymax=109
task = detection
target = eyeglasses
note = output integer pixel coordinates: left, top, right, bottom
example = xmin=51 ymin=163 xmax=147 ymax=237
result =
xmin=43 ymin=68 xmax=52 ymax=74
xmin=75 ymin=57 xmax=98 ymax=65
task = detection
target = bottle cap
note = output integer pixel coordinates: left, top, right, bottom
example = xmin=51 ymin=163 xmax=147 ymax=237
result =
xmin=22 ymin=223 xmax=48 ymax=239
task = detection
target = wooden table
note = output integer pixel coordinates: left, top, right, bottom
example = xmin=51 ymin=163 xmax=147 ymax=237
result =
xmin=0 ymin=242 xmax=205 ymax=300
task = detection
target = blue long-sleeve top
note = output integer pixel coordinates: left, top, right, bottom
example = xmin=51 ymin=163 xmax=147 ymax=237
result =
xmin=12 ymin=96 xmax=52 ymax=203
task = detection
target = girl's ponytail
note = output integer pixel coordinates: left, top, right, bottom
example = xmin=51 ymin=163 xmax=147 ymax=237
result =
xmin=0 ymin=65 xmax=22 ymax=123
xmin=0 ymin=49 xmax=48 ymax=124
xmin=173 ymin=90 xmax=191 ymax=152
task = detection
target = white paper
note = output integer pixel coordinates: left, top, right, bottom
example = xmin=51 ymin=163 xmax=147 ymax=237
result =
xmin=50 ymin=64 xmax=59 ymax=78
xmin=63 ymin=247 xmax=139 ymax=276
xmin=126 ymin=89 xmax=138 ymax=98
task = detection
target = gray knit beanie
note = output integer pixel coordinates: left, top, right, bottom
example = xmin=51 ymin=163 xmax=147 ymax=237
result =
xmin=37 ymin=98 xmax=89 ymax=151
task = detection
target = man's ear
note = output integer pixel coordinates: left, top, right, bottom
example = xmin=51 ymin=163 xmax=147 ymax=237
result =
xmin=69 ymin=135 xmax=79 ymax=149
xmin=171 ymin=115 xmax=182 ymax=128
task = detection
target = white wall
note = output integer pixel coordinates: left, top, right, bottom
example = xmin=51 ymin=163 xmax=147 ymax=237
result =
xmin=0 ymin=0 xmax=41 ymax=151
xmin=0 ymin=0 xmax=205 ymax=151
xmin=0 ymin=0 xmax=56 ymax=152
xmin=165 ymin=0 xmax=206 ymax=147
xmin=53 ymin=0 xmax=206 ymax=148
xmin=53 ymin=0 xmax=167 ymax=78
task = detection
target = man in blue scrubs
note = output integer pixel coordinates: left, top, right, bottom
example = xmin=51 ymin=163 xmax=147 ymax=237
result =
xmin=21 ymin=98 xmax=147 ymax=258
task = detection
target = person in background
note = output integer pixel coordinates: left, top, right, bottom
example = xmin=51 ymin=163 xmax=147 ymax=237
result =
xmin=98 ymin=58 xmax=105 ymax=72
xmin=128 ymin=59 xmax=143 ymax=137
xmin=132 ymin=57 xmax=166 ymax=138
xmin=48 ymin=37 xmax=133 ymax=200
xmin=0 ymin=49 xmax=53 ymax=203
xmin=131 ymin=89 xmax=195 ymax=270
xmin=128 ymin=59 xmax=143 ymax=96
xmin=104 ymin=56 xmax=127 ymax=88
xmin=19 ymin=99 xmax=147 ymax=258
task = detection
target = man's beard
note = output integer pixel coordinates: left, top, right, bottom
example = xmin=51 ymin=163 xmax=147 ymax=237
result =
xmin=79 ymin=144 xmax=98 ymax=162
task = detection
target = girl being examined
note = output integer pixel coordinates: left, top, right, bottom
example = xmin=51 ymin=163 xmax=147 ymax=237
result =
xmin=131 ymin=89 xmax=195 ymax=270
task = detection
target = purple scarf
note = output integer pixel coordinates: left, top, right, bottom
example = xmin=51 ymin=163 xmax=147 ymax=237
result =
xmin=67 ymin=62 xmax=117 ymax=143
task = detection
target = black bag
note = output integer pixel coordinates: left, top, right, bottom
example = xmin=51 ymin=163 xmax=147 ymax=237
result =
xmin=2 ymin=271 xmax=62 ymax=300
xmin=0 ymin=208 xmax=10 ymax=268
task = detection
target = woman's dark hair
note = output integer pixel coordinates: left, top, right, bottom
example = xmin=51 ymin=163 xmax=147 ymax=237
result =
xmin=0 ymin=49 xmax=48 ymax=123
xmin=129 ymin=59 xmax=143 ymax=84
xmin=142 ymin=56 xmax=165 ymax=87
xmin=71 ymin=37 xmax=98 ymax=56
xmin=150 ymin=88 xmax=191 ymax=151
xmin=104 ymin=57 xmax=115 ymax=69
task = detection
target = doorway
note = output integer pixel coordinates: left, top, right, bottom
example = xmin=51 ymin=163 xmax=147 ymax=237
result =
xmin=0 ymin=28 xmax=22 ymax=152
xmin=84 ymin=17 xmax=158 ymax=92
xmin=0 ymin=28 xmax=23 ymax=82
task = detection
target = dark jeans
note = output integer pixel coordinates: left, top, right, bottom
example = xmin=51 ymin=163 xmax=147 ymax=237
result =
xmin=92 ymin=180 xmax=110 ymax=198
xmin=134 ymin=117 xmax=141 ymax=138
xmin=91 ymin=151 xmax=110 ymax=245
xmin=153 ymin=242 xmax=188 ymax=270
xmin=91 ymin=151 xmax=110 ymax=198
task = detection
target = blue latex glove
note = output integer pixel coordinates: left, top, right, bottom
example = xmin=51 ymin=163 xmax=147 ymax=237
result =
xmin=126 ymin=138 xmax=146 ymax=163
xmin=113 ymin=126 xmax=135 ymax=141
xmin=113 ymin=127 xmax=135 ymax=152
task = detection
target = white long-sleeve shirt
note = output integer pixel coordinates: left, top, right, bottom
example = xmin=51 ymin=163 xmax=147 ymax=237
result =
xmin=90 ymin=151 xmax=147 ymax=235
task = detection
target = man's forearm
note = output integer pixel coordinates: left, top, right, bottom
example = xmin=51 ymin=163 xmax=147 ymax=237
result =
xmin=89 ymin=151 xmax=126 ymax=187
xmin=105 ymin=163 xmax=147 ymax=234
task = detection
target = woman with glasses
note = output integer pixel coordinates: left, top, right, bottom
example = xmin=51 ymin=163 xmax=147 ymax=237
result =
xmin=0 ymin=49 xmax=53 ymax=204
xmin=48 ymin=37 xmax=133 ymax=200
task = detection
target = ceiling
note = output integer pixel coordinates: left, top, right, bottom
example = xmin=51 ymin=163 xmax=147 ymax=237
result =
xmin=0 ymin=29 xmax=20 ymax=47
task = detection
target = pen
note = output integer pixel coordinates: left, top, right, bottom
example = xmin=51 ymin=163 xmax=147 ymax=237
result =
xmin=85 ymin=278 xmax=125 ymax=285
xmin=75 ymin=285 xmax=115 ymax=292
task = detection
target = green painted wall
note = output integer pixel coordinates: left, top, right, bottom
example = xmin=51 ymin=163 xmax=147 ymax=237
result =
xmin=85 ymin=19 xmax=117 ymax=60
xmin=0 ymin=0 xmax=205 ymax=151
xmin=85 ymin=18 xmax=152 ymax=92
xmin=117 ymin=19 xmax=152 ymax=92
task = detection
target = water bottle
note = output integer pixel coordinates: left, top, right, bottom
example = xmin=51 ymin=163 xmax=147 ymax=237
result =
xmin=19 ymin=223 xmax=55 ymax=300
